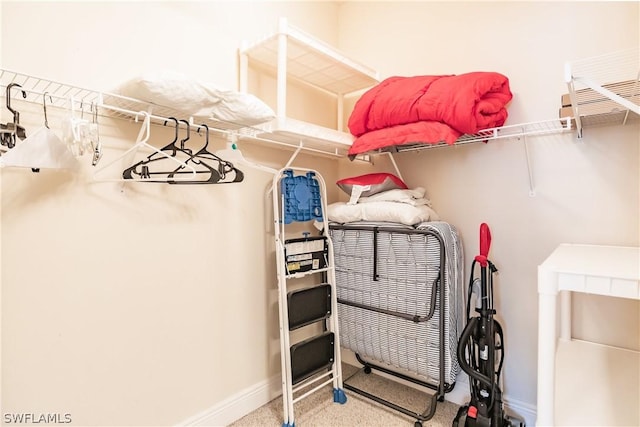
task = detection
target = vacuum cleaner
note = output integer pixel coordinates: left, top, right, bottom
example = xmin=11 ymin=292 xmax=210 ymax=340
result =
xmin=453 ymin=223 xmax=524 ymax=427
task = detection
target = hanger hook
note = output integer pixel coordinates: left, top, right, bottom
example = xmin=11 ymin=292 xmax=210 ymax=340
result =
xmin=179 ymin=119 xmax=190 ymax=150
xmin=43 ymin=92 xmax=54 ymax=129
xmin=163 ymin=117 xmax=179 ymax=143
xmin=6 ymin=83 xmax=27 ymax=122
xmin=135 ymin=111 xmax=151 ymax=144
xmin=197 ymin=123 xmax=210 ymax=147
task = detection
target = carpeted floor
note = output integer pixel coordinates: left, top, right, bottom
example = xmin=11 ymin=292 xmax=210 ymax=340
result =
xmin=229 ymin=364 xmax=460 ymax=427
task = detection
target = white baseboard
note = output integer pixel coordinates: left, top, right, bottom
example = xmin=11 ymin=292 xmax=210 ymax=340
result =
xmin=504 ymin=397 xmax=537 ymax=427
xmin=177 ymin=376 xmax=281 ymax=427
xmin=177 ymin=364 xmax=537 ymax=427
xmin=446 ymin=374 xmax=471 ymax=406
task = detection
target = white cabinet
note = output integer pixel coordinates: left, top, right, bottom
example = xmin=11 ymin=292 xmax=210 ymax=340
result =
xmin=536 ymin=244 xmax=640 ymax=426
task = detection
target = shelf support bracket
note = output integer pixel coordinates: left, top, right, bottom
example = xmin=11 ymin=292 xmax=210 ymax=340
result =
xmin=385 ymin=152 xmax=404 ymax=183
xmin=284 ymin=141 xmax=304 ymax=169
xmin=523 ymin=134 xmax=535 ymax=197
xmin=565 ymin=63 xmax=584 ymax=139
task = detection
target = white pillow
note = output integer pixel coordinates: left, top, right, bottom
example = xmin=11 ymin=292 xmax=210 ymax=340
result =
xmin=206 ymin=89 xmax=275 ymax=125
xmin=113 ymin=70 xmax=275 ymax=126
xmin=114 ymin=70 xmax=221 ymax=110
xmin=358 ymin=187 xmax=431 ymax=206
xmin=327 ymin=201 xmax=439 ymax=226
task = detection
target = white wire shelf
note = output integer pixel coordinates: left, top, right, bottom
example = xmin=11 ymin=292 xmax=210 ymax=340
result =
xmin=564 ymin=47 xmax=640 ymax=137
xmin=375 ymin=118 xmax=574 ymax=154
xmin=0 ymin=69 xmax=354 ymax=159
xmin=0 ymin=69 xmax=100 ymax=110
xmin=0 ymin=69 xmax=584 ymax=165
xmin=240 ymin=20 xmax=380 ymax=96
xmin=0 ymin=69 xmax=249 ymax=132
xmin=0 ymin=68 xmax=345 ymax=163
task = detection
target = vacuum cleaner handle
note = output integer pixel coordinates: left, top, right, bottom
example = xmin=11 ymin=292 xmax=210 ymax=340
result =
xmin=474 ymin=223 xmax=492 ymax=267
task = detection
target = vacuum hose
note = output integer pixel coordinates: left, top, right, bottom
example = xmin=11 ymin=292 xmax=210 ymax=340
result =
xmin=457 ymin=317 xmax=493 ymax=388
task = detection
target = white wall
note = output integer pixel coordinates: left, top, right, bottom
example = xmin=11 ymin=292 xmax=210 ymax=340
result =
xmin=0 ymin=2 xmax=343 ymax=426
xmin=0 ymin=5 xmax=3 ymax=425
xmin=2 ymin=1 xmax=638 ymax=426
xmin=337 ymin=0 xmax=639 ymax=415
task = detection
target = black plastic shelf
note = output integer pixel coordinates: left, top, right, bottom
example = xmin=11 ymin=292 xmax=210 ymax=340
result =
xmin=288 ymin=284 xmax=332 ymax=330
xmin=290 ymin=332 xmax=335 ymax=385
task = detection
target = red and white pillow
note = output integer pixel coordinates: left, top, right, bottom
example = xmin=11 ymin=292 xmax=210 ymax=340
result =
xmin=336 ymin=173 xmax=408 ymax=204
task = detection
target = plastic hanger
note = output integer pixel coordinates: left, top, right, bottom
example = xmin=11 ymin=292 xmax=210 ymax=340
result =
xmin=178 ymin=119 xmax=192 ymax=153
xmin=122 ymin=118 xmax=221 ymax=184
xmin=187 ymin=123 xmax=244 ymax=183
xmin=122 ymin=116 xmax=183 ymax=177
xmin=93 ymin=111 xmax=197 ymax=182
xmin=164 ymin=120 xmax=222 ymax=184
xmin=148 ymin=117 xmax=185 ymax=158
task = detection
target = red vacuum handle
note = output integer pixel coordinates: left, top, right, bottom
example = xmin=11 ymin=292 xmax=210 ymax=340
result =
xmin=474 ymin=223 xmax=492 ymax=267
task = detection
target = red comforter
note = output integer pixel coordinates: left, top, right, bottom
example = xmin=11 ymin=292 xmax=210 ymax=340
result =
xmin=348 ymin=72 xmax=513 ymax=155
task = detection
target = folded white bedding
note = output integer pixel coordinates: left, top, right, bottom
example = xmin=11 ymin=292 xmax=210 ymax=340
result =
xmin=113 ymin=70 xmax=275 ymax=126
xmin=327 ymin=201 xmax=439 ymax=226
xmin=357 ymin=186 xmax=431 ymax=206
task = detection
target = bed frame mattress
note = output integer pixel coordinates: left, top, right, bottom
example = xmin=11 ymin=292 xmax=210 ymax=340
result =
xmin=329 ymin=221 xmax=464 ymax=386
